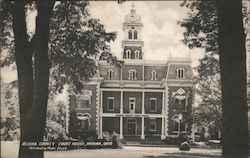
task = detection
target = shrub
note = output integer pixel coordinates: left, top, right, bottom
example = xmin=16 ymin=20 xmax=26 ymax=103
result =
xmin=164 ymin=135 xmax=190 ymax=145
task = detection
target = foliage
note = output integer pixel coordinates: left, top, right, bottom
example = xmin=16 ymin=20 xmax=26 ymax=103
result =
xmin=180 ymin=1 xmax=248 ymax=78
xmin=180 ymin=0 xmax=248 ymax=132
xmin=0 ymin=80 xmax=20 ymax=140
xmin=164 ymin=135 xmax=190 ymax=145
xmin=102 ymin=131 xmax=123 ymax=149
xmin=193 ymin=75 xmax=222 ymax=135
xmin=45 ymin=101 xmax=67 ymax=141
xmin=179 ymin=0 xmax=222 ymax=134
xmin=1 ymin=1 xmax=123 ymax=94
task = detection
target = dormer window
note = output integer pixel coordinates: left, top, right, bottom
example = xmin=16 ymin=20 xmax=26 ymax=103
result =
xmin=128 ymin=69 xmax=137 ymax=80
xmin=107 ymin=69 xmax=114 ymax=79
xmin=128 ymin=30 xmax=133 ymax=39
xmin=176 ymin=68 xmax=185 ymax=79
xmin=151 ymin=70 xmax=157 ymax=80
xmin=135 ymin=50 xmax=140 ymax=59
xmin=134 ymin=30 xmax=138 ymax=39
xmin=126 ymin=50 xmax=132 ymax=59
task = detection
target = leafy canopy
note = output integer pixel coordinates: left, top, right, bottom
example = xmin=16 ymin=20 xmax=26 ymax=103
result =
xmin=1 ymin=1 xmax=122 ymax=94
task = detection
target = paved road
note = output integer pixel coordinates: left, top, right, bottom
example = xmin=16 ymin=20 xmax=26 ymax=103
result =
xmin=1 ymin=141 xmax=222 ymax=158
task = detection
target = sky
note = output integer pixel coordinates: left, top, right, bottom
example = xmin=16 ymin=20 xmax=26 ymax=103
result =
xmin=89 ymin=1 xmax=204 ymax=63
xmin=1 ymin=1 xmax=205 ymax=104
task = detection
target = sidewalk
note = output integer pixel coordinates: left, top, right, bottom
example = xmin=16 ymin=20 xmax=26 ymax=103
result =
xmin=1 ymin=141 xmax=222 ymax=158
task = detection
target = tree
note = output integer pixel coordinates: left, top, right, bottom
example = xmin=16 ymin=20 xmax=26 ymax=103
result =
xmin=2 ymin=1 xmax=119 ymax=158
xmin=216 ymin=1 xmax=248 ymax=157
xmin=180 ymin=0 xmax=249 ymax=157
xmin=192 ymin=74 xmax=222 ymax=139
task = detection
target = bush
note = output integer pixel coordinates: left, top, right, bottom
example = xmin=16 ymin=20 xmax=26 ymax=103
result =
xmin=164 ymin=135 xmax=190 ymax=145
xmin=80 ymin=131 xmax=98 ymax=141
xmin=103 ymin=131 xmax=123 ymax=149
xmin=45 ymin=120 xmax=68 ymax=141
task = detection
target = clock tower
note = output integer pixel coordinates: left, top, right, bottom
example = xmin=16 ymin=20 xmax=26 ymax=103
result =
xmin=122 ymin=4 xmax=144 ymax=60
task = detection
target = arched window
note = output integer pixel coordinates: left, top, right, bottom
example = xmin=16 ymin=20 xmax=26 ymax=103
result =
xmin=107 ymin=69 xmax=114 ymax=79
xmin=135 ymin=50 xmax=140 ymax=59
xmin=172 ymin=115 xmax=187 ymax=132
xmin=128 ymin=30 xmax=133 ymax=39
xmin=176 ymin=68 xmax=185 ymax=79
xmin=126 ymin=50 xmax=132 ymax=59
xmin=134 ymin=30 xmax=138 ymax=39
xmin=77 ymin=113 xmax=92 ymax=131
xmin=151 ymin=70 xmax=157 ymax=80
xmin=128 ymin=69 xmax=137 ymax=80
xmin=172 ymin=88 xmax=188 ymax=110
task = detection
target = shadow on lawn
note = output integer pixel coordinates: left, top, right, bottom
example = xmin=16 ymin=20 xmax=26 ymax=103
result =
xmin=144 ymin=152 xmax=221 ymax=158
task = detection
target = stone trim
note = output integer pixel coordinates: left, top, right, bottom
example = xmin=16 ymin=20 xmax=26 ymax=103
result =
xmin=96 ymin=83 xmax=100 ymax=137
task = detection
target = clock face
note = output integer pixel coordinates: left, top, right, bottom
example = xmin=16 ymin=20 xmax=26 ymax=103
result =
xmin=130 ymin=16 xmax=137 ymax=22
xmin=129 ymin=13 xmax=138 ymax=23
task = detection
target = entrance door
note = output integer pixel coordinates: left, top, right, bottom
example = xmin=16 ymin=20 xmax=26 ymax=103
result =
xmin=127 ymin=119 xmax=136 ymax=135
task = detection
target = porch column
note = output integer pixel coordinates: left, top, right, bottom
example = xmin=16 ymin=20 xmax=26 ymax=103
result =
xmin=161 ymin=117 xmax=165 ymax=140
xmin=120 ymin=117 xmax=123 ymax=139
xmin=162 ymin=92 xmax=165 ymax=114
xmin=141 ymin=117 xmax=145 ymax=139
xmin=142 ymin=91 xmax=145 ymax=114
xmin=120 ymin=91 xmax=123 ymax=114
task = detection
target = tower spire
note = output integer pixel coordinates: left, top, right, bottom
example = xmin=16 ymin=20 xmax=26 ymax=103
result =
xmin=122 ymin=4 xmax=144 ymax=60
xmin=132 ymin=3 xmax=135 ymax=10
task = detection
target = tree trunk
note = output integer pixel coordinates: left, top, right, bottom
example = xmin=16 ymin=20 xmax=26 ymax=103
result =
xmin=12 ymin=1 xmax=55 ymax=158
xmin=12 ymin=1 xmax=36 ymax=158
xmin=216 ymin=0 xmax=249 ymax=157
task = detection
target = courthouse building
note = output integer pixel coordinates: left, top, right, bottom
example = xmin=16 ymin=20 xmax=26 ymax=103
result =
xmin=67 ymin=6 xmax=194 ymax=140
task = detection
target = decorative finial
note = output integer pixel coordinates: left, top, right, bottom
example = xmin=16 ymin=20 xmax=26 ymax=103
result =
xmin=132 ymin=3 xmax=135 ymax=9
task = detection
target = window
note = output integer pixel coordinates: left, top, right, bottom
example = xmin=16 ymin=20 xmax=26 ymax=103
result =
xmin=173 ymin=97 xmax=187 ymax=110
xmin=107 ymin=69 xmax=114 ymax=79
xmin=128 ymin=69 xmax=137 ymax=80
xmin=128 ymin=30 xmax=133 ymax=39
xmin=77 ymin=99 xmax=90 ymax=109
xmin=107 ymin=97 xmax=114 ymax=111
xmin=172 ymin=88 xmax=188 ymax=111
xmin=150 ymin=118 xmax=156 ymax=131
xmin=129 ymin=98 xmax=136 ymax=113
xmin=76 ymin=90 xmax=92 ymax=109
xmin=135 ymin=50 xmax=140 ymax=59
xmin=134 ymin=30 xmax=138 ymax=39
xmin=77 ymin=113 xmax=92 ymax=131
xmin=172 ymin=115 xmax=187 ymax=132
xmin=151 ymin=70 xmax=157 ymax=80
xmin=176 ymin=68 xmax=185 ymax=79
xmin=126 ymin=50 xmax=131 ymax=59
xmin=150 ymin=98 xmax=157 ymax=112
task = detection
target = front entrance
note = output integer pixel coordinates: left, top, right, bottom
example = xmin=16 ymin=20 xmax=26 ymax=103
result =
xmin=127 ymin=118 xmax=137 ymax=135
